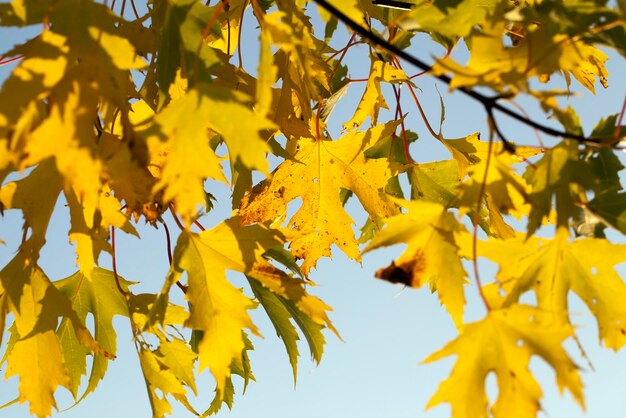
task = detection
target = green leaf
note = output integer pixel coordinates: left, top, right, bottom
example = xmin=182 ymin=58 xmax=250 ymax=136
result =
xmin=154 ymin=0 xmax=221 ymax=100
xmin=409 ymin=159 xmax=459 ymax=205
xmin=587 ymin=192 xmax=626 ymax=235
xmin=249 ymin=277 xmax=300 ymax=381
xmin=55 ymin=268 xmax=133 ymax=401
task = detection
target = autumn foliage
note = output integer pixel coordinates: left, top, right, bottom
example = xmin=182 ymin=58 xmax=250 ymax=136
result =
xmin=0 ymin=0 xmax=625 ymax=417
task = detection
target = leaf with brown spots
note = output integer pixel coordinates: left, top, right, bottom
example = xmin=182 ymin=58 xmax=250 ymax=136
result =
xmin=239 ymin=122 xmax=400 ymax=275
xmin=364 ymin=199 xmax=469 ymax=327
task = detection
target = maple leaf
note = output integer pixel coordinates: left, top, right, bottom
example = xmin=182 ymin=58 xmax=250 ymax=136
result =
xmin=397 ymin=0 xmax=498 ymax=40
xmin=0 ymin=160 xmax=62 ymax=259
xmin=345 ymin=60 xmax=410 ymax=129
xmin=443 ymin=133 xmax=539 ymax=179
xmin=1 ymin=0 xmax=625 ymax=416
xmin=148 ymin=217 xmax=284 ymax=394
xmin=147 ymin=83 xmax=274 ymax=224
xmin=478 ymin=229 xmax=626 ymax=349
xmin=204 ymin=332 xmax=255 ymax=415
xmin=425 ymin=304 xmax=583 ymax=418
xmin=248 ymin=262 xmax=337 ymax=379
xmin=240 ymin=122 xmax=400 ymax=274
xmin=137 ymin=342 xmax=198 ymax=418
xmin=0 ymin=256 xmax=105 ymax=417
xmin=458 ymin=151 xmax=531 ymax=218
xmin=524 ymin=141 xmax=591 ymax=234
xmin=54 ymin=268 xmax=133 ymax=400
xmin=364 ymin=199 xmax=468 ymax=327
xmin=23 ymin=79 xmax=102 ymax=211
xmin=98 ymin=101 xmax=162 ymax=222
xmin=441 ymin=133 xmax=541 ymax=237
xmin=267 ymin=3 xmax=332 ymax=102
xmin=154 ymin=0 xmax=221 ymax=98
xmin=0 ymin=31 xmax=68 ymax=165
xmin=434 ymin=20 xmax=609 ymax=94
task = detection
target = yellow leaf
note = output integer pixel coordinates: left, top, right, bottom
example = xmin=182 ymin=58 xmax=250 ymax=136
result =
xmin=65 ymin=188 xmax=110 ymax=279
xmin=149 ymin=84 xmax=274 ymax=224
xmin=87 ymin=26 xmax=145 ymax=70
xmin=240 ymin=123 xmax=399 ymax=274
xmin=458 ymin=153 xmax=531 ymax=219
xmin=479 ymin=228 xmax=626 ymax=349
xmin=0 ymin=31 xmax=68 ymax=101
xmin=425 ymin=304 xmax=583 ymax=418
xmin=345 ymin=60 xmax=410 ymax=129
xmin=0 ymin=257 xmax=104 ymax=417
xmin=0 ymin=160 xmax=62 ymax=258
xmin=434 ymin=21 xmax=609 ymax=94
xmin=364 ymin=199 xmax=468 ymax=327
xmin=256 ymin=30 xmax=278 ymax=119
xmin=148 ymin=88 xmax=227 ymax=223
xmin=6 ymin=331 xmax=70 ymax=418
xmin=137 ymin=338 xmax=199 ymax=418
xmin=24 ymin=79 xmax=102 ymax=210
xmin=97 ymin=115 xmax=159 ymax=222
xmin=264 ymin=7 xmax=332 ymax=102
xmin=443 ymin=133 xmax=540 ymax=179
xmin=250 ymin=262 xmax=337 ymax=335
xmin=149 ymin=218 xmax=285 ymax=393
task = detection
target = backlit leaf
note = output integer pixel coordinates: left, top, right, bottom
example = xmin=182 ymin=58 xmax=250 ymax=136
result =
xmin=364 ymin=199 xmax=469 ymax=327
xmin=425 ymin=304 xmax=583 ymax=418
xmin=240 ymin=122 xmax=400 ymax=274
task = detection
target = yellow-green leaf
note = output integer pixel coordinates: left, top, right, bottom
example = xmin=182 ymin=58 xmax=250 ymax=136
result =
xmin=55 ymin=268 xmax=132 ymax=400
xmin=149 ymin=218 xmax=284 ymax=393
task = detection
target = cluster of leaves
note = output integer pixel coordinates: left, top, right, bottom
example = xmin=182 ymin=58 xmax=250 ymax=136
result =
xmin=0 ymin=0 xmax=625 ymax=417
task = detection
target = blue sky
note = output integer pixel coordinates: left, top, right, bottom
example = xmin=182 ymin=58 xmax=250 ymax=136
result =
xmin=1 ymin=3 xmax=626 ymax=418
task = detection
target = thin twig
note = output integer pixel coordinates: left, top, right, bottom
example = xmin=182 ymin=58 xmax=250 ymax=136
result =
xmin=391 ymin=84 xmax=414 ymax=163
xmin=0 ymin=55 xmax=24 ymax=66
xmin=324 ymin=38 xmax=362 ymax=63
xmin=168 ymin=203 xmax=186 ymax=231
xmin=162 ymin=222 xmax=173 ymax=265
xmin=193 ymin=220 xmax=206 ymax=231
xmin=226 ymin=9 xmax=232 ymax=56
xmin=237 ymin=0 xmax=248 ymax=68
xmin=471 ymin=130 xmax=495 ymax=312
xmin=391 ymin=57 xmax=439 ymax=140
xmin=129 ymin=0 xmax=140 ymax=20
xmin=163 ymin=221 xmax=188 ymax=293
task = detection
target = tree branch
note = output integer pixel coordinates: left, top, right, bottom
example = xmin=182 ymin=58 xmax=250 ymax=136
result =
xmin=314 ymin=0 xmax=622 ymax=147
